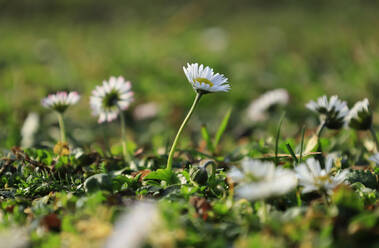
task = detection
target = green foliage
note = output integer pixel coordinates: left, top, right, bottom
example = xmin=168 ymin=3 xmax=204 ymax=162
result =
xmin=143 ymin=168 xmax=179 ymax=185
xmin=213 ymin=108 xmax=232 ymax=152
xmin=347 ymin=170 xmax=378 ymax=189
xmin=1 ymin=1 xmax=379 ymax=247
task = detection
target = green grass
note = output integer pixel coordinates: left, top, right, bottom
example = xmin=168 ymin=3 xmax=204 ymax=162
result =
xmin=0 ymin=1 xmax=379 ymax=247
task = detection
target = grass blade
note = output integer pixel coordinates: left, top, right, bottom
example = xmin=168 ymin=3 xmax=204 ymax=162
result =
xmin=201 ymin=124 xmax=214 ymax=153
xmin=286 ymin=143 xmax=298 ymax=164
xmin=299 ymin=126 xmax=306 ymax=163
xmin=213 ymin=108 xmax=232 ymax=152
xmin=275 ymin=112 xmax=286 ymax=166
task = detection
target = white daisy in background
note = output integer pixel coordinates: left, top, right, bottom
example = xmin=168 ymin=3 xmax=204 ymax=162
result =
xmin=183 ymin=63 xmax=230 ymax=94
xmin=42 ymin=91 xmax=80 ymax=143
xmin=369 ymin=153 xmax=379 ymax=166
xmin=228 ymin=158 xmax=297 ymax=200
xmin=90 ymin=76 xmax=134 ymax=123
xmin=295 ymin=156 xmax=349 ymax=195
xmin=201 ymin=27 xmax=229 ymax=52
xmin=91 ymin=76 xmax=134 ymax=161
xmin=246 ymin=88 xmax=289 ymax=122
xmin=21 ymin=112 xmax=39 ymax=148
xmin=41 ymin=91 xmax=80 ymax=113
xmin=306 ymin=95 xmax=349 ymax=129
xmin=133 ymin=102 xmax=159 ymax=121
xmin=346 ymin=98 xmax=372 ymax=130
xmin=104 ymin=201 xmax=158 ymax=248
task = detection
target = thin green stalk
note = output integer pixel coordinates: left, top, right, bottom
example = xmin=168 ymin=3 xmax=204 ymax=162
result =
xmin=369 ymin=127 xmax=379 ymax=151
xmin=286 ymin=143 xmax=298 ymax=164
xmin=260 ymin=200 xmax=268 ymax=224
xmin=316 ymin=120 xmax=326 ymax=141
xmin=167 ymin=93 xmax=202 ymax=170
xmin=296 ymin=190 xmax=302 ymax=207
xmin=57 ymin=113 xmax=66 ymax=143
xmin=316 ymin=121 xmax=326 ymax=167
xmin=299 ymin=126 xmax=306 ymax=163
xmin=120 ymin=111 xmax=130 ymax=162
xmin=275 ymin=112 xmax=286 ymax=166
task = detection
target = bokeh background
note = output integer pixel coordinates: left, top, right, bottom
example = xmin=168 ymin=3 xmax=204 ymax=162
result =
xmin=1 ymin=0 xmax=379 ymax=152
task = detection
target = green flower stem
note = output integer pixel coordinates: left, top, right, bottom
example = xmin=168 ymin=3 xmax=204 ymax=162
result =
xmin=57 ymin=112 xmax=66 ymax=143
xmin=316 ymin=120 xmax=327 ymax=152
xmin=317 ymin=120 xmax=326 ymax=140
xmin=120 ymin=111 xmax=130 ymax=162
xmin=369 ymin=127 xmax=379 ymax=151
xmin=260 ymin=200 xmax=268 ymax=224
xmin=167 ymin=92 xmax=202 ymax=170
xmin=316 ymin=120 xmax=326 ymax=168
xmin=296 ymin=189 xmax=302 ymax=207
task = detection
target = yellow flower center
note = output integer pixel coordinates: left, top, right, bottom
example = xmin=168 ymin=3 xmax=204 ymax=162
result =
xmin=195 ymin=78 xmax=214 ymax=87
xmin=316 ymin=175 xmax=332 ymax=185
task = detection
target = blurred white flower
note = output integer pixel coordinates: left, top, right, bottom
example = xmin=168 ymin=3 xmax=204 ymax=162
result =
xmin=0 ymin=227 xmax=29 ymax=248
xmin=306 ymin=95 xmax=349 ymax=129
xmin=201 ymin=27 xmax=228 ymax=52
xmin=295 ymin=156 xmax=349 ymax=195
xmin=369 ymin=153 xmax=379 ymax=166
xmin=246 ymin=89 xmax=289 ymax=122
xmin=41 ymin=91 xmax=80 ymax=113
xmin=346 ymin=98 xmax=372 ymax=130
xmin=183 ymin=63 xmax=230 ymax=94
xmin=133 ymin=102 xmax=159 ymax=120
xmin=228 ymin=158 xmax=297 ymax=200
xmin=21 ymin=112 xmax=39 ymax=148
xmin=90 ymin=76 xmax=134 ymax=123
xmin=104 ymin=201 xmax=158 ymax=248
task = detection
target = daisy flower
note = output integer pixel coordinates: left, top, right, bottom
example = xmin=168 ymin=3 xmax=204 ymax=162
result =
xmin=346 ymin=98 xmax=372 ymax=130
xmin=228 ymin=158 xmax=298 ymax=200
xmin=246 ymin=89 xmax=289 ymax=122
xmin=345 ymin=99 xmax=378 ymax=150
xmin=306 ymin=95 xmax=349 ymax=129
xmin=166 ymin=63 xmax=230 ymax=170
xmin=42 ymin=91 xmax=80 ymax=113
xmin=183 ymin=63 xmax=230 ymax=94
xmin=295 ymin=156 xmax=349 ymax=195
xmin=41 ymin=91 xmax=80 ymax=143
xmin=90 ymin=76 xmax=134 ymax=161
xmin=90 ymin=76 xmax=134 ymax=123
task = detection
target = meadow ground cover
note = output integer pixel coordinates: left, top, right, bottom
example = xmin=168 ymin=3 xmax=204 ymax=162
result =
xmin=0 ymin=1 xmax=379 ymax=247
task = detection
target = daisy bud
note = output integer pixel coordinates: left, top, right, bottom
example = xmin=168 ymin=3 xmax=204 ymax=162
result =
xmin=190 ymin=166 xmax=208 ymax=186
xmin=306 ymin=95 xmax=349 ymax=129
xmin=346 ymin=98 xmax=372 ymax=130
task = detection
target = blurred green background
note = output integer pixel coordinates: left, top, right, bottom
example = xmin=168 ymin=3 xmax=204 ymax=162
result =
xmin=1 ymin=0 xmax=379 ymax=151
